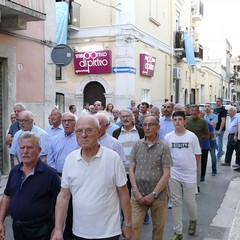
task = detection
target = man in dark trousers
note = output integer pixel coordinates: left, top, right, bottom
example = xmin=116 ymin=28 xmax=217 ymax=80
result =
xmin=0 ymin=132 xmax=60 ymax=240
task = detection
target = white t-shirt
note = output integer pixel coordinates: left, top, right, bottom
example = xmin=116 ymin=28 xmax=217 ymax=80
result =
xmin=164 ymin=130 xmax=201 ymax=183
xmin=61 ymin=146 xmax=127 ymax=238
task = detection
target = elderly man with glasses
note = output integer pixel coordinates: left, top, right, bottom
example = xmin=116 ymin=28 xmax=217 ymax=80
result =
xmin=129 ymin=114 xmax=173 ymax=240
xmin=10 ymin=110 xmax=50 ymax=165
xmin=51 ymin=115 xmax=133 ymax=240
xmin=47 ymin=112 xmax=79 ymax=240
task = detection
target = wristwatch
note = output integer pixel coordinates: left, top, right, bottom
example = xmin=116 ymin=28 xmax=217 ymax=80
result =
xmin=123 ymin=221 xmax=133 ymax=228
xmin=151 ymin=191 xmax=158 ymax=199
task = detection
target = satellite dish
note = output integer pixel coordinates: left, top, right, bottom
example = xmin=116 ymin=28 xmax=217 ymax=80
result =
xmin=51 ymin=44 xmax=73 ymax=66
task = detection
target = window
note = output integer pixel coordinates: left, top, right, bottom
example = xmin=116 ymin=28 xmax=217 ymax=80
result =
xmin=141 ymin=89 xmax=151 ymax=103
xmin=55 ymin=93 xmax=65 ymax=113
xmin=149 ymin=0 xmax=160 ymax=26
xmin=56 ymin=66 xmax=62 ymax=80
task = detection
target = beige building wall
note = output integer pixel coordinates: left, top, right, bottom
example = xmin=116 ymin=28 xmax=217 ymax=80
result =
xmin=59 ymin=0 xmax=223 ymax=112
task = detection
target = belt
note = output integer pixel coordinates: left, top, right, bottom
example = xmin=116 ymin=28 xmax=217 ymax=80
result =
xmin=229 ymin=133 xmax=235 ymax=136
xmin=13 ymin=214 xmax=52 ymax=226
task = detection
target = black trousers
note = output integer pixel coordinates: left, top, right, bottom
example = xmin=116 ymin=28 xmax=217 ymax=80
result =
xmin=73 ymin=235 xmax=120 ymax=240
xmin=12 ymin=218 xmax=53 ymax=240
xmin=63 ymin=196 xmax=74 ymax=240
xmin=201 ymin=149 xmax=209 ymax=178
xmin=225 ymin=134 xmax=240 ymax=165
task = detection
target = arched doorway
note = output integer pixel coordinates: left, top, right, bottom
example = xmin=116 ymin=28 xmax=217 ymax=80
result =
xmin=84 ymin=81 xmax=106 ymax=108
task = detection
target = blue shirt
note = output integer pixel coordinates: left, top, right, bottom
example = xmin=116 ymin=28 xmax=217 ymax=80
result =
xmin=228 ymin=114 xmax=239 ymax=134
xmin=46 ymin=124 xmax=64 ymax=138
xmin=202 ymin=123 xmax=214 ymax=150
xmin=107 ymin=122 xmax=119 ymax=136
xmin=158 ymin=116 xmax=175 ymax=140
xmin=8 ymin=121 xmax=21 ymax=137
xmin=47 ymin=132 xmax=79 ymax=173
xmin=98 ymin=133 xmax=126 ymax=163
xmin=204 ymin=113 xmax=218 ymax=140
xmin=10 ymin=125 xmax=51 ymax=163
xmin=4 ymin=159 xmax=60 ymax=221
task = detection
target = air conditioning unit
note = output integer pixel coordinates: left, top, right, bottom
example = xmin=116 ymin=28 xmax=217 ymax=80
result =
xmin=173 ymin=68 xmax=181 ymax=79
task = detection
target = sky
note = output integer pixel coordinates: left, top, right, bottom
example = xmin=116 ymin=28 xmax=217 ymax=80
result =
xmin=198 ymin=0 xmax=240 ymax=58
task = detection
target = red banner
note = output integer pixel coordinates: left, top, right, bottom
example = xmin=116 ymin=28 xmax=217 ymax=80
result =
xmin=140 ymin=54 xmax=156 ymax=77
xmin=74 ymin=50 xmax=112 ymax=74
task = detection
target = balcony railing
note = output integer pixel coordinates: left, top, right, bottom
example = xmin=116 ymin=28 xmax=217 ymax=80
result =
xmin=68 ymin=1 xmax=80 ymax=31
xmin=9 ymin=0 xmax=44 ymax=13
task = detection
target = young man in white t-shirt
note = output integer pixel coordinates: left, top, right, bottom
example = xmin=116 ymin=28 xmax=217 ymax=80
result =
xmin=165 ymin=111 xmax=201 ymax=240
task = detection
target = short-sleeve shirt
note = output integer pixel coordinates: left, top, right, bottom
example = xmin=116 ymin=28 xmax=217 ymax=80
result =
xmin=185 ymin=117 xmax=209 ymax=146
xmin=165 ymin=130 xmax=201 ymax=183
xmin=4 ymin=159 xmax=60 ymax=221
xmin=10 ymin=125 xmax=51 ymax=162
xmin=130 ymin=137 xmax=173 ymax=199
xmin=61 ymin=146 xmax=127 ymax=239
xmin=214 ymin=106 xmax=227 ymax=131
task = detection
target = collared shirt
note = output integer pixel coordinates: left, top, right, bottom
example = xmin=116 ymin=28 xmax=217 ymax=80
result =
xmin=47 ymin=131 xmax=79 ymax=173
xmin=8 ymin=121 xmax=21 ymax=137
xmin=228 ymin=113 xmax=238 ymax=134
xmin=204 ymin=113 xmax=218 ymax=140
xmin=158 ymin=116 xmax=175 ymax=140
xmin=4 ymin=159 xmax=60 ymax=221
xmin=61 ymin=146 xmax=127 ymax=238
xmin=46 ymin=124 xmax=64 ymax=138
xmin=10 ymin=125 xmax=51 ymax=163
xmin=130 ymin=137 xmax=173 ymax=200
xmin=106 ymin=122 xmax=119 ymax=136
xmin=98 ymin=133 xmax=126 ymax=163
xmin=117 ymin=126 xmax=141 ymax=173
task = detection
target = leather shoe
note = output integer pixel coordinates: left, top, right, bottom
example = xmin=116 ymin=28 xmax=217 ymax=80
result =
xmin=221 ymin=163 xmax=230 ymax=166
xmin=234 ymin=167 xmax=240 ymax=172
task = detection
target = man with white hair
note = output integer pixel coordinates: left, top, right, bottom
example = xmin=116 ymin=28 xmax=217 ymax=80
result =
xmin=221 ymin=106 xmax=240 ymax=167
xmin=95 ymin=112 xmax=126 ymax=162
xmin=10 ymin=110 xmax=50 ymax=165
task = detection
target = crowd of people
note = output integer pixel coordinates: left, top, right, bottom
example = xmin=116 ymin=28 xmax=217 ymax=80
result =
xmin=0 ymin=97 xmax=239 ymax=240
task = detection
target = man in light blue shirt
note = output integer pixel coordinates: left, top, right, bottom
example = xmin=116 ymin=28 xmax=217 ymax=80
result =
xmin=158 ymin=101 xmax=175 ymax=140
xmin=95 ymin=112 xmax=126 ymax=162
xmin=47 ymin=112 xmax=79 ymax=174
xmin=221 ymin=106 xmax=240 ymax=167
xmin=47 ymin=112 xmax=79 ymax=240
xmin=10 ymin=110 xmax=50 ymax=165
xmin=46 ymin=109 xmax=64 ymax=138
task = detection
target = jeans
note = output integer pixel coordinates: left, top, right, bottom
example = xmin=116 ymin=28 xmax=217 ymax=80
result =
xmin=131 ymin=196 xmax=168 ymax=240
xmin=169 ymin=178 xmax=197 ymax=234
xmin=209 ymin=140 xmax=217 ymax=174
xmin=216 ymin=131 xmax=225 ymax=158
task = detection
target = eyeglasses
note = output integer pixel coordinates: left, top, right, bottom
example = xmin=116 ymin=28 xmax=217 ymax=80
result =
xmin=62 ymin=119 xmax=75 ymax=123
xmin=75 ymin=128 xmax=98 ymax=135
xmin=142 ymin=123 xmax=158 ymax=128
xmin=18 ymin=119 xmax=30 ymax=123
xmin=120 ymin=115 xmax=131 ymax=119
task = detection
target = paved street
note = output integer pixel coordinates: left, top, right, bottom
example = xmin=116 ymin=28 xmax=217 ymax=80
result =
xmin=1 ymin=131 xmax=240 ymax=240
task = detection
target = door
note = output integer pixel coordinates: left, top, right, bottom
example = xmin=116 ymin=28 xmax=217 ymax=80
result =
xmin=84 ymin=81 xmax=106 ymax=108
